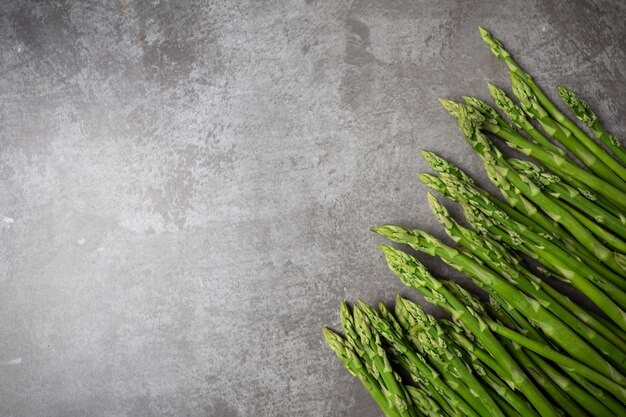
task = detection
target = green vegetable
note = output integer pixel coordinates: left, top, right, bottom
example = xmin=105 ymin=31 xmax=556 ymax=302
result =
xmin=323 ymin=27 xmax=626 ymax=417
xmin=557 ymin=85 xmax=626 ymax=165
xmin=479 ymin=27 xmax=626 ymax=184
xmin=379 ymin=245 xmax=561 ymax=417
xmin=323 ymin=328 xmax=403 ymax=417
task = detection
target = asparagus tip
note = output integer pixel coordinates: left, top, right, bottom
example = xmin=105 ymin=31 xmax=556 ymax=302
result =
xmin=439 ymin=98 xmax=461 ymax=118
xmin=426 ymin=191 xmax=439 ymax=205
xmin=487 ymin=82 xmax=502 ymax=96
xmin=323 ymin=327 xmax=340 ymax=345
xmin=509 ymin=71 xmax=524 ymax=86
xmin=379 ymin=243 xmax=395 ymax=256
xmin=556 ymin=85 xmax=568 ymax=95
xmin=373 ymin=224 xmax=411 ymax=242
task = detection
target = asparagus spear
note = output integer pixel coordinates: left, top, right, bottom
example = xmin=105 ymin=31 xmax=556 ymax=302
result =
xmin=560 ymin=199 xmax=626 ymax=255
xmin=442 ymin=97 xmax=626 ymax=211
xmin=425 ymin=168 xmax=625 ymax=309
xmin=374 ymin=221 xmax=626 ymax=382
xmin=448 ymin=283 xmax=593 ymax=417
xmin=395 ymin=354 xmax=463 ymax=417
xmin=437 ymin=318 xmax=541 ymax=417
xmin=453 ymin=103 xmax=626 ymax=277
xmin=432 ymin=170 xmax=626 ymax=327
xmin=397 ymin=297 xmax=541 ymax=417
xmin=404 ymin=385 xmax=445 ymax=417
xmin=422 ymin=150 xmax=608 ymax=271
xmin=509 ymin=158 xmax=626 ymax=240
xmin=427 ymin=191 xmax=626 ymax=369
xmin=479 ymin=27 xmax=626 ymax=184
xmin=483 ymin=158 xmax=626 ymax=284
xmin=354 ymin=306 xmax=416 ymax=417
xmin=485 ymin=154 xmax=626 ymax=282
xmin=486 ymin=83 xmax=565 ymax=156
xmin=484 ymin=290 xmax=620 ymax=414
xmin=487 ymin=320 xmax=626 ymax=400
xmin=323 ymin=328 xmax=403 ymax=417
xmin=557 ymin=85 xmax=626 ymax=164
xmin=419 ymin=154 xmax=626 ymax=344
xmin=481 ymin=374 xmax=524 ymax=417
xmin=445 ymin=97 xmax=626 ymax=239
xmin=420 ymin=167 xmax=626 ymax=296
xmin=509 ymin=72 xmax=626 ymax=189
xmin=358 ymin=301 xmax=488 ymax=417
xmin=482 ymin=84 xmax=625 ymax=216
xmin=378 ymin=245 xmax=560 ymax=417
xmin=340 ymin=302 xmax=416 ymax=416
xmin=442 ymin=281 xmax=626 ymax=402
xmin=392 ymin=353 xmax=459 ymax=417
xmin=485 ymin=295 xmax=618 ymax=416
xmin=386 ymin=298 xmax=506 ymax=417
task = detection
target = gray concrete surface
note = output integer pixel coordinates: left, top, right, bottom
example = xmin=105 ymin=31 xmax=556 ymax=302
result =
xmin=0 ymin=0 xmax=624 ymax=416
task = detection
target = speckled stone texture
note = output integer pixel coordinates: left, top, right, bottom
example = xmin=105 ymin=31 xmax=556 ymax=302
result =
xmin=0 ymin=0 xmax=624 ymax=416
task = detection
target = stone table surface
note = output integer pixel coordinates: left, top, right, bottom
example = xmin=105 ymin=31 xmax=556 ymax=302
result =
xmin=0 ymin=0 xmax=625 ymax=416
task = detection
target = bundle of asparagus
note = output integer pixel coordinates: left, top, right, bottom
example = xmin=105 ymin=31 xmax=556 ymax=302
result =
xmin=324 ymin=28 xmax=626 ymax=416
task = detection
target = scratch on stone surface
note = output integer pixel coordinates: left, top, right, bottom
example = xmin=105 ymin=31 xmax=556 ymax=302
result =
xmin=0 ymin=358 xmax=22 ymax=366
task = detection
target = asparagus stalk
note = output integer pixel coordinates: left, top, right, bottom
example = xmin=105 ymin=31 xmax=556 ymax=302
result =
xmin=485 ymin=295 xmax=618 ymax=416
xmin=442 ymin=97 xmax=626 ymax=240
xmin=391 ymin=300 xmax=474 ymax=417
xmin=437 ymin=319 xmax=540 ymax=417
xmin=387 ymin=298 xmax=506 ymax=417
xmin=358 ymin=301 xmax=488 ymax=417
xmin=485 ymin=83 xmax=565 ymax=156
xmin=482 ymin=374 xmax=524 ymax=417
xmin=483 ymin=157 xmax=626 ymax=284
xmin=591 ymin=310 xmax=626 ymax=344
xmin=427 ymin=191 xmax=626 ymax=369
xmin=447 ymin=284 xmax=626 ymax=408
xmin=454 ymin=103 xmax=626 ymax=278
xmin=421 ymin=167 xmax=626 ymax=298
xmin=420 ymin=171 xmax=626 ymax=329
xmin=354 ymin=306 xmax=416 ymax=417
xmin=404 ymin=385 xmax=444 ymax=417
xmin=392 ymin=353 xmax=461 ymax=417
xmin=560 ymin=200 xmax=626 ymax=255
xmin=508 ymin=158 xmax=626 ymax=240
xmin=422 ymin=150 xmax=609 ymax=273
xmin=323 ymin=328 xmax=403 ymax=417
xmin=487 ymin=320 xmax=626 ymax=400
xmin=484 ymin=84 xmax=625 ymax=216
xmin=557 ymin=85 xmax=626 ymax=164
xmin=378 ymin=245 xmax=560 ymax=417
xmin=384 ymin=303 xmax=479 ymax=417
xmin=479 ymin=27 xmax=626 ymax=184
xmin=374 ymin=221 xmax=626 ymax=382
xmin=419 ymin=154 xmax=626 ymax=344
xmin=449 ymin=284 xmax=592 ymax=417
xmin=340 ymin=303 xmax=415 ymax=417
xmin=509 ymin=72 xmax=626 ymax=189
xmin=442 ymin=97 xmax=626 ymax=211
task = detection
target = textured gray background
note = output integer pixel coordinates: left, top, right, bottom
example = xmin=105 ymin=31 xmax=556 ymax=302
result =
xmin=0 ymin=0 xmax=624 ymax=416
